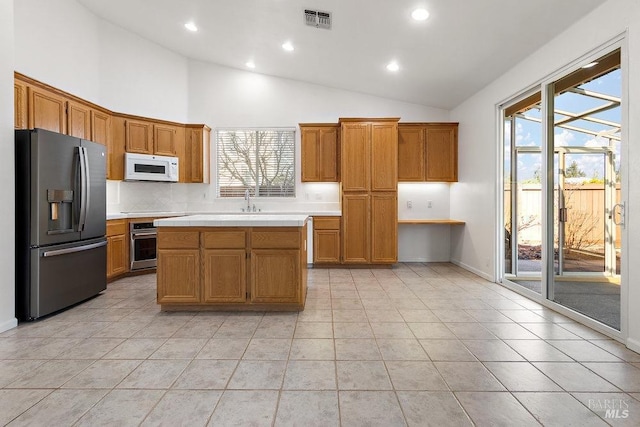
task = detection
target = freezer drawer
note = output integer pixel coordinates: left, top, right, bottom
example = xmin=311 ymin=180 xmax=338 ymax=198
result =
xmin=19 ymin=237 xmax=107 ymax=320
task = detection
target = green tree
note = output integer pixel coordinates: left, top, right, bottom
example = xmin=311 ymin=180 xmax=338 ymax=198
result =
xmin=565 ymin=160 xmax=586 ymax=178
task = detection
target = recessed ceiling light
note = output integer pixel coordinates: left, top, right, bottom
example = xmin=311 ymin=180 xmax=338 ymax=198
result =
xmin=582 ymin=61 xmax=599 ymax=69
xmin=282 ymin=42 xmax=294 ymax=52
xmin=246 ymin=61 xmax=256 ymax=69
xmin=411 ymin=8 xmax=430 ymax=21
xmin=184 ymin=22 xmax=198 ymax=32
xmin=386 ymin=61 xmax=400 ymax=72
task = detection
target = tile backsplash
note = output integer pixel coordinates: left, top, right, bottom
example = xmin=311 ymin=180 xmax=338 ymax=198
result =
xmin=107 ymin=181 xmax=341 ymax=213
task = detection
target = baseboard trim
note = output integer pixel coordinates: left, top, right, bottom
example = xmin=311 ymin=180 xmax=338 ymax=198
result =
xmin=451 ymin=259 xmax=493 ymax=282
xmin=0 ymin=317 xmax=17 ymax=334
xmin=397 ymin=258 xmax=450 ymax=263
xmin=626 ymin=337 xmax=640 ymax=353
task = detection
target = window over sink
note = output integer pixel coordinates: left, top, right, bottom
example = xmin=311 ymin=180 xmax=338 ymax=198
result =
xmin=216 ymin=128 xmax=295 ymax=197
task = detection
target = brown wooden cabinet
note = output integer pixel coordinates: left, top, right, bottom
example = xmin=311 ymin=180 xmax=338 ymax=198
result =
xmin=425 ymin=125 xmax=458 ymax=182
xmin=157 ymin=249 xmax=201 ymax=303
xmin=157 ymin=230 xmax=201 ymax=303
xmin=202 ymin=230 xmax=247 ymax=303
xmin=15 ymin=73 xmax=209 ymax=184
xmin=14 ymin=80 xmax=27 ymax=129
xmin=154 ymin=123 xmax=178 ymax=156
xmin=157 ymin=225 xmax=307 ymax=310
xmin=125 ymin=119 xmax=153 ymax=154
xmin=91 ymin=110 xmax=111 ymax=146
xmin=185 ymin=125 xmax=211 ymax=183
xmin=342 ymin=194 xmax=370 ymax=264
xmin=398 ymin=126 xmax=425 ymax=181
xmin=28 ymin=86 xmax=67 ymax=134
xmin=340 ymin=118 xmax=399 ymax=265
xmin=371 ymin=193 xmax=397 ymax=263
xmin=398 ymin=123 xmax=458 ymax=182
xmin=313 ymin=217 xmax=341 ymax=264
xmin=67 ymin=100 xmax=91 ymax=139
xmin=300 ymin=124 xmax=339 ymax=182
xmin=106 ymin=219 xmax=128 ymax=280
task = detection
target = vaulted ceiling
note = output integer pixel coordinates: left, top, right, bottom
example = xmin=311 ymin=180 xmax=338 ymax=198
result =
xmin=77 ymin=0 xmax=606 ymax=109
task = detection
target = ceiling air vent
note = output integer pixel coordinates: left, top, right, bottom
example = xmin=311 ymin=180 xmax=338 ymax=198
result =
xmin=304 ymin=9 xmax=332 ymax=30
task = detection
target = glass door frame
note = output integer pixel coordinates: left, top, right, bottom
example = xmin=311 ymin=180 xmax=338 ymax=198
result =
xmin=497 ymin=38 xmax=628 ymax=340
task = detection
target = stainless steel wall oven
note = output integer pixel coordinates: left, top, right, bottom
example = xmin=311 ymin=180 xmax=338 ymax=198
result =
xmin=130 ymin=221 xmax=157 ymax=270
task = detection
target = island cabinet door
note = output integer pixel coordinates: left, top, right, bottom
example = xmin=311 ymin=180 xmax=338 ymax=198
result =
xmin=203 ymin=249 xmax=247 ymax=303
xmin=157 ymin=249 xmax=200 ymax=303
xmin=250 ymin=249 xmax=300 ymax=304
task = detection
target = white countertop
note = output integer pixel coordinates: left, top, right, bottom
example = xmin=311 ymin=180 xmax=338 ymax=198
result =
xmin=154 ymin=214 xmax=310 ymax=227
xmin=108 ymin=210 xmax=341 ymax=221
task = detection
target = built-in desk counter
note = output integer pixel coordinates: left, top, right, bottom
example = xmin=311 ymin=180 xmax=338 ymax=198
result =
xmin=398 ymin=219 xmax=465 ymax=225
xmin=154 ymin=215 xmax=309 ymax=312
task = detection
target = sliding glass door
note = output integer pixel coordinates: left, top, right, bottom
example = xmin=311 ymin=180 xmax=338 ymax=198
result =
xmin=501 ymin=48 xmax=623 ymax=331
xmin=549 ymin=51 xmax=622 ymax=329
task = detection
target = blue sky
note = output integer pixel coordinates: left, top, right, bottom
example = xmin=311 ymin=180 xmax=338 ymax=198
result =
xmin=505 ymin=68 xmax=621 ymax=181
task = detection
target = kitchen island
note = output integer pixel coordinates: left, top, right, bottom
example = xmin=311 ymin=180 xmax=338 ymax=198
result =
xmin=154 ymin=214 xmax=309 ymax=311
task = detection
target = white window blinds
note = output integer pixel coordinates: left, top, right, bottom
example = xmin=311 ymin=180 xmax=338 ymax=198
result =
xmin=216 ymin=128 xmax=296 ymax=197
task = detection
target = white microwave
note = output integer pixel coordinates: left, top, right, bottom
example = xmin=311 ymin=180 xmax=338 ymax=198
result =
xmin=124 ymin=153 xmax=179 ymax=182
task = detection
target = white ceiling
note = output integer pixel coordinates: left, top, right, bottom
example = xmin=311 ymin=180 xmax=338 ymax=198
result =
xmin=76 ymin=0 xmax=605 ymax=109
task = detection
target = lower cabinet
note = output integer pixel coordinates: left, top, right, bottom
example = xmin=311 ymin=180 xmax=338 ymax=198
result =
xmin=156 ymin=226 xmax=307 ymax=310
xmin=313 ymin=216 xmax=341 ymax=264
xmin=157 ymin=249 xmax=200 ymax=303
xmin=106 ymin=219 xmax=128 ymax=280
xmin=251 ymin=249 xmax=300 ymax=303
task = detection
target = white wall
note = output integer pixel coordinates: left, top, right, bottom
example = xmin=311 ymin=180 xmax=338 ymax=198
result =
xmin=14 ymin=0 xmax=188 ymax=123
xmin=96 ymin=19 xmax=188 ymax=122
xmin=14 ymin=0 xmax=101 ymax=103
xmin=450 ymin=0 xmax=640 ymax=349
xmin=0 ymin=0 xmax=16 ymax=333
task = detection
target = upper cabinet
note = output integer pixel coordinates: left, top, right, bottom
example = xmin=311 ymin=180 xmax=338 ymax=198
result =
xmin=340 ymin=119 xmax=398 ymax=192
xmin=28 ymin=85 xmax=67 ymax=134
xmin=14 ymin=80 xmax=27 ymax=129
xmin=67 ymin=100 xmax=91 ymax=139
xmin=185 ymin=124 xmax=211 ymax=183
xmin=125 ymin=119 xmax=153 ymax=154
xmin=398 ymin=123 xmax=458 ymax=182
xmin=154 ymin=123 xmax=178 ymax=156
xmin=15 ymin=73 xmax=112 ymax=146
xmin=91 ymin=110 xmax=111 ymax=146
xmin=300 ymin=124 xmax=339 ymax=182
xmin=340 ymin=122 xmax=370 ymax=192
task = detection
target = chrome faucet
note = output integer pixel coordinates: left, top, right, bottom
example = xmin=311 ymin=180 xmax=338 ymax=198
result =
xmin=244 ymin=189 xmax=251 ymax=212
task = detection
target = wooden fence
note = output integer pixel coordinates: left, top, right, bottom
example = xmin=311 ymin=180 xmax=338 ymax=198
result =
xmin=504 ymin=183 xmax=621 ymax=249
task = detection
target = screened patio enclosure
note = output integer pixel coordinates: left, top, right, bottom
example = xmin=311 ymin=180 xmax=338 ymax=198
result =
xmin=502 ymin=49 xmax=622 ymax=330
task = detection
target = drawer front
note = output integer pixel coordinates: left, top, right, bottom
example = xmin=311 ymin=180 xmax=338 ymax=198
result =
xmin=157 ymin=231 xmax=200 ymax=249
xmin=252 ymin=230 xmax=300 ymax=249
xmin=203 ymin=230 xmax=246 ymax=249
xmin=106 ymin=219 xmax=127 ymax=236
xmin=313 ymin=217 xmax=340 ymax=230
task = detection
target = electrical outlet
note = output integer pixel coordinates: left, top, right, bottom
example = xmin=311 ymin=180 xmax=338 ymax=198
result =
xmin=305 ymin=193 xmax=309 ymax=200
xmin=407 ymin=200 xmax=413 ymax=209
xmin=427 ymin=200 xmax=433 ymax=208
xmin=315 ymin=193 xmax=322 ymax=200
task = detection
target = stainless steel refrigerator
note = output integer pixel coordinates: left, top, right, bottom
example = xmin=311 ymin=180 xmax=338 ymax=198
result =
xmin=15 ymin=128 xmax=107 ymax=320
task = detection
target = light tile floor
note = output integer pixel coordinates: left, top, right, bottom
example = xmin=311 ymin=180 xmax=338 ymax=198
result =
xmin=1 ymin=263 xmax=639 ymax=426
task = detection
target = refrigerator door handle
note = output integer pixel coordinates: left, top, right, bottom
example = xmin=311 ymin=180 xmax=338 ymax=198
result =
xmin=42 ymin=240 xmax=107 ymax=257
xmin=78 ymin=147 xmax=88 ymax=231
xmin=83 ymin=145 xmax=91 ymax=227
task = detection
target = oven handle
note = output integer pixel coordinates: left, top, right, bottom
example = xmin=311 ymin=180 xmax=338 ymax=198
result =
xmin=131 ymin=232 xmax=157 ymax=238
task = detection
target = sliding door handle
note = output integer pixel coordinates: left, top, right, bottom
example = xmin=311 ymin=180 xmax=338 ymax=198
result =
xmin=613 ymin=202 xmax=626 ymax=228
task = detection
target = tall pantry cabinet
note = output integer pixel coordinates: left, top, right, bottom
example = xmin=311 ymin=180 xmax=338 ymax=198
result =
xmin=340 ymin=118 xmax=399 ymax=264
